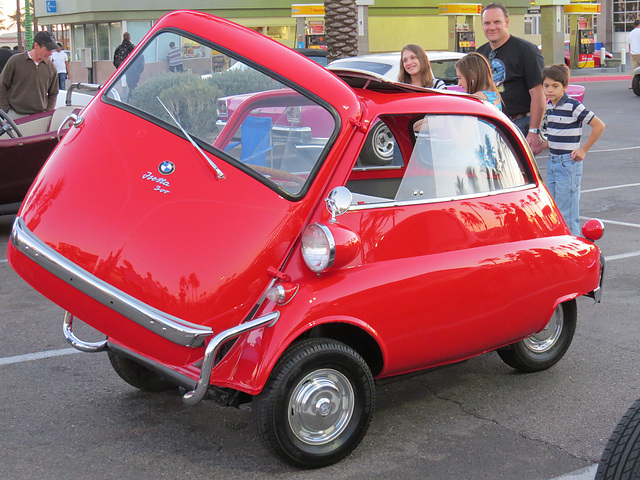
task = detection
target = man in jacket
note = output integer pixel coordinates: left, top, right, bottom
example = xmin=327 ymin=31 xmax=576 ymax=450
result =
xmin=0 ymin=31 xmax=59 ymax=119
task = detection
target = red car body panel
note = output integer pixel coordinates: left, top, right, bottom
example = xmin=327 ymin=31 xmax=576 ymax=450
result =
xmin=8 ymin=11 xmax=602 ymax=400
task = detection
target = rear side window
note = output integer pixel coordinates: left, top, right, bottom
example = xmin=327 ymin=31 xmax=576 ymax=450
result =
xmin=348 ymin=114 xmax=532 ymax=206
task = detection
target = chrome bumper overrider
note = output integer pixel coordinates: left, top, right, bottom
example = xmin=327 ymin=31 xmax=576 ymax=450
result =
xmin=11 ymin=216 xmax=213 ymax=347
xmin=63 ymin=309 xmax=279 ymax=406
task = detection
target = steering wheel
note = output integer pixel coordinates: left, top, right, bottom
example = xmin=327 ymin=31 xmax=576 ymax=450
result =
xmin=0 ymin=109 xmax=23 ymax=138
xmin=251 ymin=165 xmax=306 ymax=190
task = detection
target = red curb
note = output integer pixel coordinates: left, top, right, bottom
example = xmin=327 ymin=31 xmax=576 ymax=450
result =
xmin=570 ymin=75 xmax=632 ymax=82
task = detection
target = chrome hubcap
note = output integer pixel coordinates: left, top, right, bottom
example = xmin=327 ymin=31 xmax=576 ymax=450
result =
xmin=375 ymin=126 xmax=395 ymax=158
xmin=288 ymin=368 xmax=354 ymax=445
xmin=524 ymin=305 xmax=564 ymax=353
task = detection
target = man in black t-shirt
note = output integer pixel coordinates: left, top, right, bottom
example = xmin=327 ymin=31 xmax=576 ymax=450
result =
xmin=477 ymin=2 xmax=545 ymax=154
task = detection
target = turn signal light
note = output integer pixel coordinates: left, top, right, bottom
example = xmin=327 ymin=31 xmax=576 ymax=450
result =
xmin=582 ymin=218 xmax=604 ymax=241
xmin=266 ymin=283 xmax=299 ymax=305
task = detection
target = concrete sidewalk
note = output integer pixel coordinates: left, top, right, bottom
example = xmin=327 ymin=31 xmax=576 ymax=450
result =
xmin=569 ymin=66 xmax=633 ymax=83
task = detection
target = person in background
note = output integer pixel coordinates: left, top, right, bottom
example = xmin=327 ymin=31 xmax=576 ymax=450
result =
xmin=50 ymin=42 xmax=69 ymax=90
xmin=540 ymin=64 xmax=605 ymax=236
xmin=167 ymin=41 xmax=183 ymax=72
xmin=398 ymin=44 xmax=446 ymax=90
xmin=0 ymin=31 xmax=59 ymax=119
xmin=629 ymin=19 xmax=640 ymax=89
xmin=477 ymin=2 xmax=545 ymax=154
xmin=455 ymin=52 xmax=502 ymax=110
xmin=113 ymin=32 xmax=134 ymax=69
xmin=114 ymin=32 xmax=144 ymax=97
xmin=0 ymin=46 xmax=14 ymax=74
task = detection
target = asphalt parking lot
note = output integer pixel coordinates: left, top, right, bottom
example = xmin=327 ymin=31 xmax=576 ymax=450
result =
xmin=1 ymin=77 xmax=639 ymax=480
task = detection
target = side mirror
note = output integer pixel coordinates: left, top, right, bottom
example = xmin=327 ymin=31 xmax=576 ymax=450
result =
xmin=325 ymin=186 xmax=352 ymax=222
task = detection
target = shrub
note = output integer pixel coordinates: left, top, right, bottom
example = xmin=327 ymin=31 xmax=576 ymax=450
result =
xmin=131 ymin=73 xmax=222 ymax=141
xmin=206 ymin=68 xmax=283 ymax=97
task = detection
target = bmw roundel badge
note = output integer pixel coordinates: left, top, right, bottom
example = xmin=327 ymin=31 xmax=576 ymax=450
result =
xmin=158 ymin=161 xmax=176 ymax=175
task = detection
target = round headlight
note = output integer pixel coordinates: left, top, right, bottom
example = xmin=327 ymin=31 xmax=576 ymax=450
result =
xmin=301 ymin=223 xmax=335 ymax=273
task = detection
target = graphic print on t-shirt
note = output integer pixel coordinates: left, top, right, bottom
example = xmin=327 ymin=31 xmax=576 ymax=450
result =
xmin=490 ymin=58 xmax=506 ymax=92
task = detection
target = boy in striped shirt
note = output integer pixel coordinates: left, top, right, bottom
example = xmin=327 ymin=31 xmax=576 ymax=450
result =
xmin=541 ymin=64 xmax=605 ymax=235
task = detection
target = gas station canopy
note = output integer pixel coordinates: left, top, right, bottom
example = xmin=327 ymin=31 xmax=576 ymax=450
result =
xmin=438 ymin=3 xmax=482 ymax=15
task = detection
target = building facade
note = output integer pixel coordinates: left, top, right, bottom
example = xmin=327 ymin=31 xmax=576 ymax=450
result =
xmin=32 ymin=0 xmax=635 ymax=84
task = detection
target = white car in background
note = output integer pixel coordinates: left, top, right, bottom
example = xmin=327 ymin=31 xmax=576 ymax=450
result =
xmin=327 ymin=51 xmax=465 ymax=86
xmin=328 ymin=51 xmax=465 ymax=164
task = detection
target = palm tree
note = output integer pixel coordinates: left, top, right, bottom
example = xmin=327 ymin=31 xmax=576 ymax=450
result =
xmin=0 ymin=2 xmax=26 ymax=51
xmin=324 ymin=0 xmax=358 ymax=62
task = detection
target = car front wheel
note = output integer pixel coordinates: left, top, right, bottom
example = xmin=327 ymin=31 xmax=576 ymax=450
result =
xmin=497 ymin=300 xmax=577 ymax=372
xmin=253 ymin=338 xmax=375 ymax=468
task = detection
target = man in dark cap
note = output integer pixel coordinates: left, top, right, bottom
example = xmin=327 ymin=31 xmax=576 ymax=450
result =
xmin=0 ymin=30 xmax=59 ymax=119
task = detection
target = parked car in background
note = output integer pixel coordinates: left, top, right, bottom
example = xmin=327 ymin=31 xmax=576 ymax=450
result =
xmin=596 ymin=397 xmax=640 ymax=479
xmin=564 ymin=42 xmax=613 ymax=68
xmin=327 ymin=51 xmax=465 ymax=86
xmin=9 ymin=10 xmax=605 ymax=469
xmin=0 ymin=83 xmax=100 ymax=216
xmin=632 ymin=66 xmax=640 ymax=96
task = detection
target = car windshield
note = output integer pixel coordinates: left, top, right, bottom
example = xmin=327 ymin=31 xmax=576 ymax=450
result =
xmin=103 ymin=30 xmax=337 ymax=197
xmin=330 ymin=60 xmax=394 ymax=76
xmin=430 ymin=59 xmax=460 ymax=85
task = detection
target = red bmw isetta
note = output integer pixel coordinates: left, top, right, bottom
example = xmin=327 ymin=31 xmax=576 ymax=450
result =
xmin=9 ymin=10 xmax=604 ymax=468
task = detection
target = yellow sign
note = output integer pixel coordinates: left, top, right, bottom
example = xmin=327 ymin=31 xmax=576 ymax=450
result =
xmin=439 ymin=3 xmax=482 ymax=15
xmin=291 ymin=4 xmax=325 ymax=17
xmin=565 ymin=3 xmax=601 ymax=14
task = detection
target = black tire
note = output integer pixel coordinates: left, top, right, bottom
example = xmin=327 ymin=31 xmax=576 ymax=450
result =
xmin=632 ymin=75 xmax=640 ymax=97
xmin=253 ymin=338 xmax=375 ymax=468
xmin=0 ymin=109 xmax=22 ymax=138
xmin=360 ymin=121 xmax=395 ymax=166
xmin=497 ymin=300 xmax=577 ymax=373
xmin=107 ymin=351 xmax=177 ymax=392
xmin=596 ymin=398 xmax=640 ymax=480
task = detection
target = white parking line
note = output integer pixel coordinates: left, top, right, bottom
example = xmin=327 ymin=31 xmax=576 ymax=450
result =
xmin=537 ymin=145 xmax=640 ymax=160
xmin=0 ymin=258 xmax=7 ymax=264
xmin=0 ymin=348 xmax=80 ymax=366
xmin=582 ymin=183 xmax=640 ymax=194
xmin=605 ymin=250 xmax=640 ymax=261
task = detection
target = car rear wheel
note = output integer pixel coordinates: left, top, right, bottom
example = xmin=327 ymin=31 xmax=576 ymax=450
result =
xmin=632 ymin=75 xmax=640 ymax=97
xmin=497 ymin=300 xmax=577 ymax=372
xmin=596 ymin=397 xmax=640 ymax=480
xmin=360 ymin=121 xmax=395 ymax=166
xmin=107 ymin=351 xmax=177 ymax=392
xmin=253 ymin=338 xmax=375 ymax=468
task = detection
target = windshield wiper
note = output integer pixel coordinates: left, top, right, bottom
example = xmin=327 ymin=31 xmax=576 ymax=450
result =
xmin=157 ymin=96 xmax=225 ymax=180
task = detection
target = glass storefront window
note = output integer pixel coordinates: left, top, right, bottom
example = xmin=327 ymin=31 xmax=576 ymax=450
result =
xmin=613 ymin=0 xmax=640 ymax=32
xmin=110 ymin=22 xmax=122 ymax=58
xmin=97 ymin=23 xmax=110 ymax=61
xmin=72 ymin=24 xmax=85 ymax=62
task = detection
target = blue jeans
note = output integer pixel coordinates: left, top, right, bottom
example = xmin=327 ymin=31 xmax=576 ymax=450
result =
xmin=547 ymin=153 xmax=583 ymax=236
xmin=58 ymin=73 xmax=67 ymax=90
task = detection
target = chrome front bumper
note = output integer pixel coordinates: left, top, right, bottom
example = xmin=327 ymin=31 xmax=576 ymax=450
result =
xmin=12 ymin=216 xmax=280 ymax=406
xmin=11 ymin=216 xmax=213 ymax=347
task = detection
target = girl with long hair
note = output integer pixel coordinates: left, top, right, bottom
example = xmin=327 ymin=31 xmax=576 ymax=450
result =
xmin=398 ymin=44 xmax=446 ymax=90
xmin=455 ymin=52 xmax=502 ymax=109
